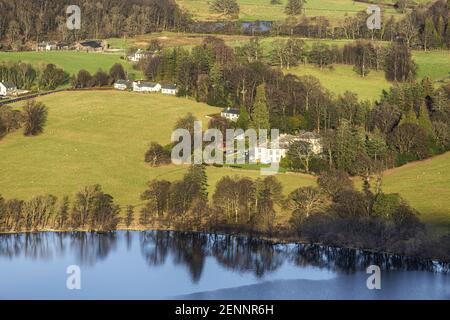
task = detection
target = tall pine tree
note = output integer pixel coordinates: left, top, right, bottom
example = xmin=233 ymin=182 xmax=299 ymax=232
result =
xmin=236 ymin=106 xmax=250 ymax=131
xmin=250 ymin=84 xmax=270 ymax=132
xmin=418 ymin=102 xmax=433 ymax=135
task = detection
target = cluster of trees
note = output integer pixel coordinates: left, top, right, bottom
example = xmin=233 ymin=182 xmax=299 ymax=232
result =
xmin=282 ymin=79 xmax=450 ymax=174
xmin=0 ymin=105 xmax=22 ymax=139
xmin=209 ymin=0 xmax=240 ymax=19
xmin=137 ymin=163 xmax=450 ymax=260
xmin=139 ymin=165 xmax=209 ymax=229
xmin=140 ymin=164 xmax=281 ymax=233
xmin=0 ymin=185 xmax=120 ymax=232
xmin=269 ymin=37 xmax=416 ymax=81
xmin=342 ymin=39 xmax=416 ymax=81
xmin=0 ymin=100 xmax=48 ymax=139
xmin=144 ymin=142 xmax=172 ymax=166
xmin=288 ymin=169 xmax=450 ymax=259
xmin=212 ymin=175 xmax=283 ymax=232
xmin=0 ymin=62 xmax=36 ymax=89
xmin=0 ymin=62 xmax=68 ymax=90
xmin=0 ymin=0 xmax=191 ymax=49
xmin=139 ymin=36 xmax=417 ymax=106
xmin=71 ymin=63 xmax=127 ymax=88
xmin=399 ymin=0 xmax=450 ymax=50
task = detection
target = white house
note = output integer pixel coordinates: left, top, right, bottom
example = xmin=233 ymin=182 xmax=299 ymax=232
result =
xmin=132 ymin=81 xmax=161 ymax=93
xmin=37 ymin=41 xmax=58 ymax=51
xmin=0 ymin=81 xmax=17 ymax=96
xmin=46 ymin=42 xmax=58 ymax=51
xmin=221 ymin=107 xmax=240 ymax=121
xmin=252 ymin=132 xmax=322 ymax=164
xmin=128 ymin=49 xmax=149 ymax=62
xmin=114 ymin=80 xmax=131 ymax=91
xmin=161 ymin=84 xmax=178 ymax=95
xmin=296 ymin=131 xmax=323 ymax=155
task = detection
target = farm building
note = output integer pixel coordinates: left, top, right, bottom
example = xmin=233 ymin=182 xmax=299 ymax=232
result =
xmin=128 ymin=49 xmax=150 ymax=62
xmin=114 ymin=80 xmax=131 ymax=91
xmin=221 ymin=107 xmax=240 ymax=121
xmin=36 ymin=41 xmax=69 ymax=51
xmin=75 ymin=40 xmax=108 ymax=52
xmin=0 ymin=81 xmax=17 ymax=96
xmin=132 ymin=81 xmax=161 ymax=93
xmin=161 ymin=84 xmax=178 ymax=95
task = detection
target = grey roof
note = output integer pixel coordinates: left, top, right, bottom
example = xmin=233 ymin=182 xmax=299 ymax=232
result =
xmin=222 ymin=108 xmax=240 ymax=115
xmin=115 ymin=80 xmax=130 ymax=85
xmin=162 ymin=84 xmax=177 ymax=90
xmin=79 ymin=40 xmax=102 ymax=48
xmin=297 ymin=130 xmax=321 ymax=140
xmin=265 ymin=132 xmax=321 ymax=149
xmin=136 ymin=82 xmax=158 ymax=88
xmin=0 ymin=81 xmax=16 ymax=89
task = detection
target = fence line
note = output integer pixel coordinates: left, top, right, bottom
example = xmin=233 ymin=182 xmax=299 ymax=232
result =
xmin=0 ymin=89 xmax=67 ymax=106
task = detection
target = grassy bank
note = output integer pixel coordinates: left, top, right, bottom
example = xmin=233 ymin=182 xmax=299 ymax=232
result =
xmin=382 ymin=152 xmax=450 ymax=235
xmin=0 ymin=91 xmax=314 ymax=207
xmin=0 ymin=51 xmax=142 ymax=78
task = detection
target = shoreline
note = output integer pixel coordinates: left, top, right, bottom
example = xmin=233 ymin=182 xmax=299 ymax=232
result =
xmin=2 ymin=224 xmax=449 ymax=266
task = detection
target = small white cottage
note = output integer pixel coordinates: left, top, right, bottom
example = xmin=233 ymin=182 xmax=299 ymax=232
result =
xmin=161 ymin=84 xmax=178 ymax=95
xmin=220 ymin=107 xmax=240 ymax=121
xmin=0 ymin=81 xmax=17 ymax=96
xmin=114 ymin=80 xmax=131 ymax=91
xmin=132 ymin=81 xmax=161 ymax=93
xmin=128 ymin=49 xmax=150 ymax=62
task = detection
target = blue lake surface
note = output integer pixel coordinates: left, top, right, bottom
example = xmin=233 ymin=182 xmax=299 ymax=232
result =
xmin=0 ymin=231 xmax=448 ymax=300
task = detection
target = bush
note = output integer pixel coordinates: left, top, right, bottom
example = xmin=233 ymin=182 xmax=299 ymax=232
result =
xmin=22 ymin=100 xmax=48 ymax=136
xmin=144 ymin=142 xmax=171 ymax=166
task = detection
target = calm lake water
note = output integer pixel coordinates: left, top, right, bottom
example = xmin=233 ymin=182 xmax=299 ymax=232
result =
xmin=0 ymin=231 xmax=448 ymax=300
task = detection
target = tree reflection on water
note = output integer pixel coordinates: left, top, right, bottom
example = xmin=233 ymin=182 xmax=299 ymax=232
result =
xmin=0 ymin=231 xmax=448 ymax=283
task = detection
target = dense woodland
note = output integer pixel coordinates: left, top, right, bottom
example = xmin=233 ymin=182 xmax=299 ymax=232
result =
xmin=0 ymin=0 xmax=449 ymax=50
xmin=0 ymin=0 xmax=191 ymax=50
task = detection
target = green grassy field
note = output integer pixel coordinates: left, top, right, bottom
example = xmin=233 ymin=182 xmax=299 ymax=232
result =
xmin=107 ymin=32 xmax=252 ymax=51
xmin=288 ymin=63 xmax=389 ymax=101
xmin=286 ymin=50 xmax=450 ymax=101
xmin=413 ymin=50 xmax=450 ymax=82
xmin=0 ymin=51 xmax=141 ymax=78
xmin=176 ymin=0 xmax=402 ymax=22
xmin=0 ymin=91 xmax=313 ymax=207
xmin=107 ymin=32 xmax=358 ymax=52
xmin=382 ymin=152 xmax=450 ymax=235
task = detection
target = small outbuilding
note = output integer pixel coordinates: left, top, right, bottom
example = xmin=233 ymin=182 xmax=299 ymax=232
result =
xmin=114 ymin=80 xmax=131 ymax=91
xmin=220 ymin=107 xmax=240 ymax=121
xmin=0 ymin=81 xmax=17 ymax=96
xmin=161 ymin=84 xmax=178 ymax=95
